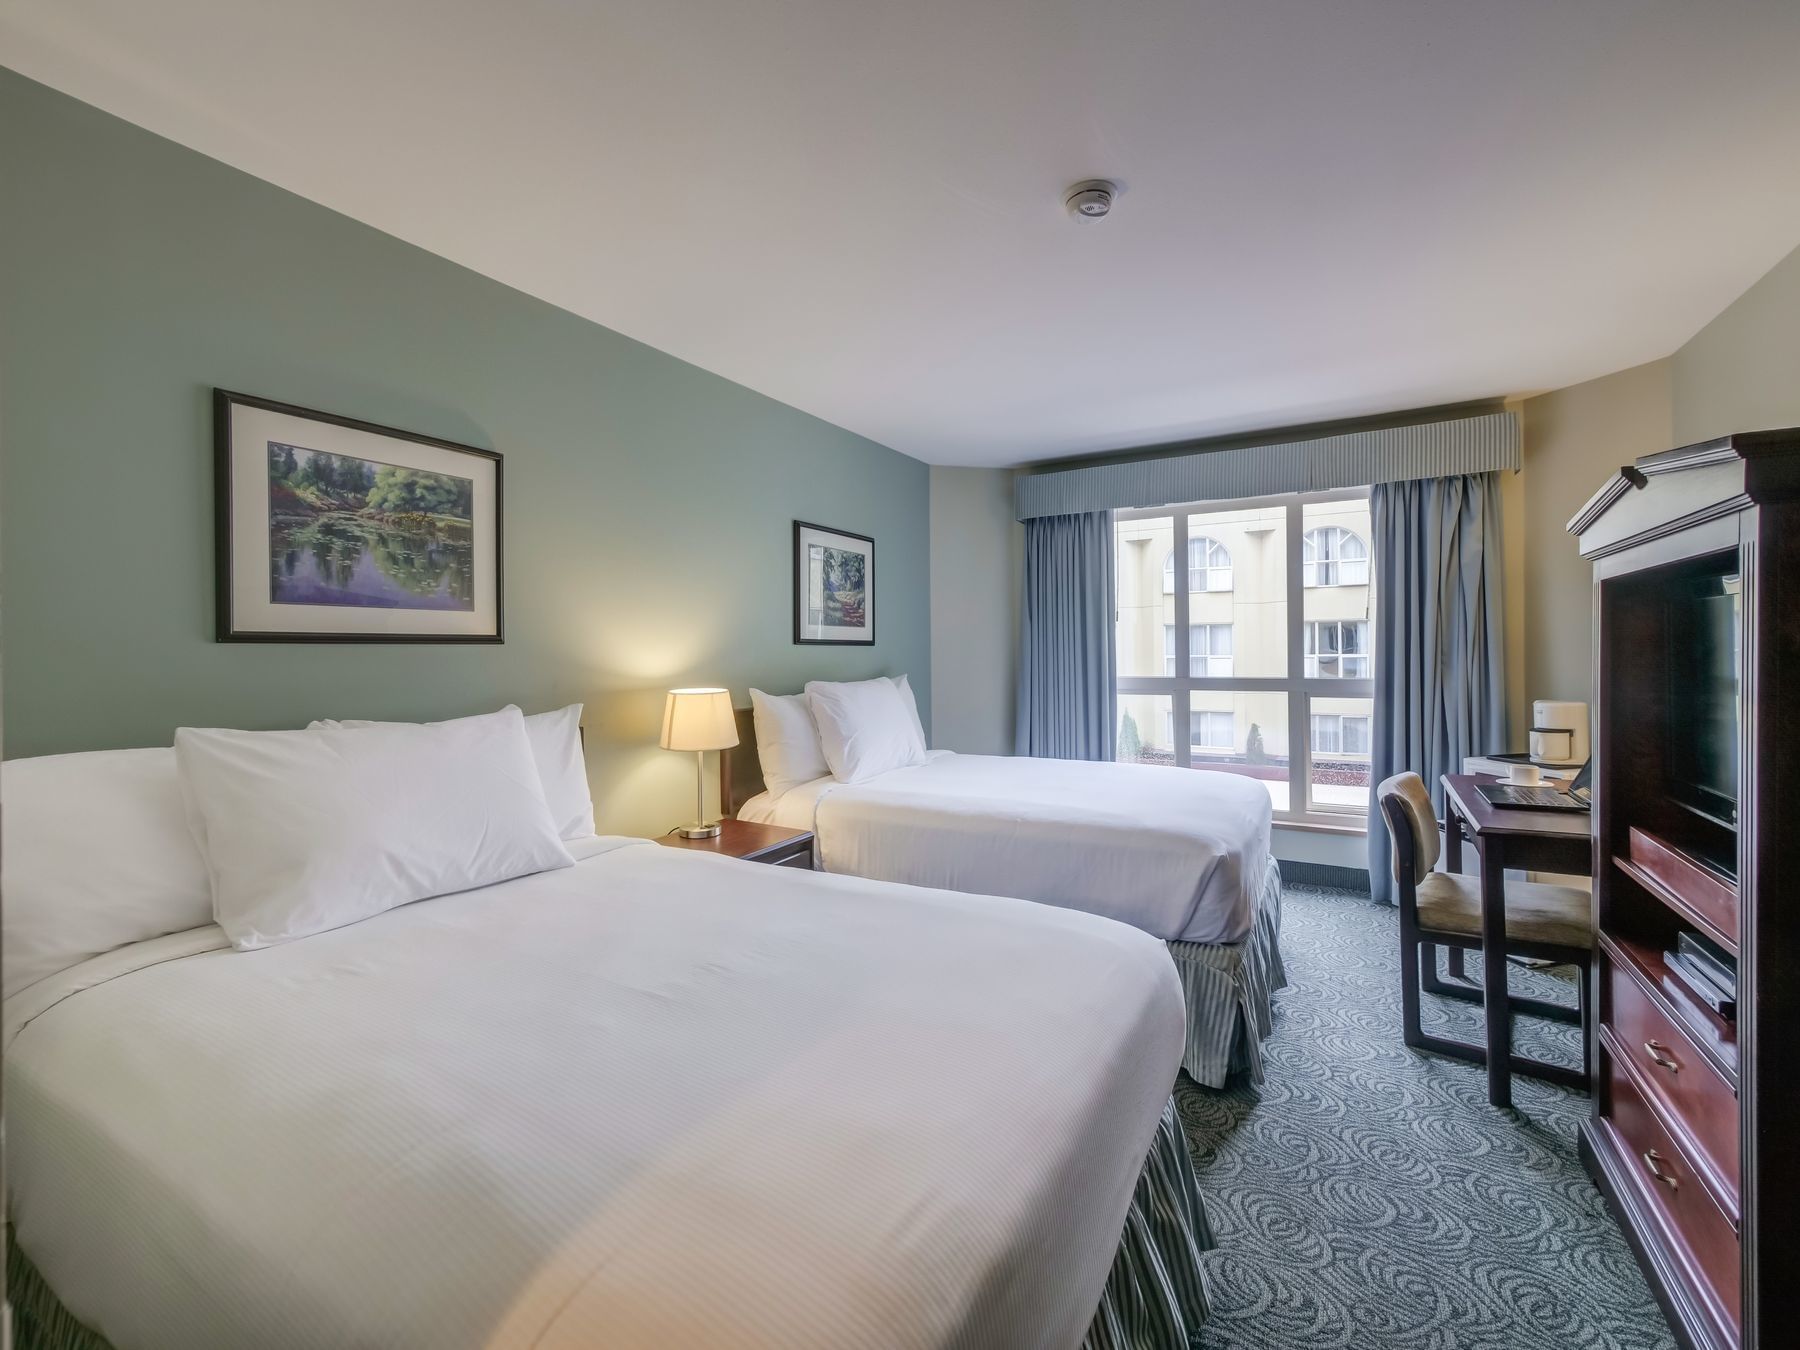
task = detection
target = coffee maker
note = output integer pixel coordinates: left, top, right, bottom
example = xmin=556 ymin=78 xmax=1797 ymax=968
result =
xmin=1529 ymin=700 xmax=1590 ymax=767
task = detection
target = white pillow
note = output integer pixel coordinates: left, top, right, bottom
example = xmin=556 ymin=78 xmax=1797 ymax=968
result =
xmin=804 ymin=678 xmax=928 ymax=784
xmin=2 ymin=747 xmax=215 ymax=996
xmin=749 ymin=688 xmax=830 ymax=798
xmin=178 ymin=708 xmax=574 ymax=949
xmin=520 ymin=704 xmax=596 ymax=839
xmin=310 ymin=704 xmax=594 ymax=840
xmin=889 ymin=674 xmax=928 ymax=751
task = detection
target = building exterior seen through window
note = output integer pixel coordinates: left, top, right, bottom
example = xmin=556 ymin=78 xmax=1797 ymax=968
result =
xmin=1115 ymin=489 xmax=1375 ymax=825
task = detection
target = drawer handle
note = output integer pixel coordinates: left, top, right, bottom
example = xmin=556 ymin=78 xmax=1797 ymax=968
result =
xmin=1641 ymin=1149 xmax=1680 ymax=1191
xmin=1642 ymin=1039 xmax=1680 ymax=1073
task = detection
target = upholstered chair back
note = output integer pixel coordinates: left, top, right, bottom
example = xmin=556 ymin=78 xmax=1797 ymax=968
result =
xmin=1376 ymin=772 xmax=1440 ymax=886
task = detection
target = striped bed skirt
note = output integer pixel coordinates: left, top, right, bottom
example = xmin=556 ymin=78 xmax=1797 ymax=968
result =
xmin=8 ymin=1098 xmax=1212 ymax=1350
xmin=1168 ymin=857 xmax=1286 ymax=1088
xmin=1082 ymin=1095 xmax=1215 ymax=1348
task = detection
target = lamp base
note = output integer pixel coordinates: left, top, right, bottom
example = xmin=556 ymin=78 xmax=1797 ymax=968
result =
xmin=677 ymin=822 xmax=722 ymax=839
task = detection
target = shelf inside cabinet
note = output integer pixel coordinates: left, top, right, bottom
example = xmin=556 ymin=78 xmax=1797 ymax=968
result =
xmin=1613 ymin=827 xmax=1737 ymax=955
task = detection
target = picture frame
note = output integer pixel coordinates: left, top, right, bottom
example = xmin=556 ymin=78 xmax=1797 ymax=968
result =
xmin=214 ymin=389 xmax=503 ymax=642
xmin=793 ymin=520 xmax=875 ymax=645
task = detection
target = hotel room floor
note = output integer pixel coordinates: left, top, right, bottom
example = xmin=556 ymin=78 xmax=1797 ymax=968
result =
xmin=1176 ymin=883 xmax=1675 ymax=1350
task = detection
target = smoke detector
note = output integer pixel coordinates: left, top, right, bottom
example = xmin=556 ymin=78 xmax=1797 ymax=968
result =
xmin=1065 ymin=179 xmax=1117 ymax=220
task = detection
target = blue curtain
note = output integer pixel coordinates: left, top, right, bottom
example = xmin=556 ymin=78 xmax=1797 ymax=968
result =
xmin=1015 ymin=510 xmax=1116 ymax=760
xmin=1366 ymin=473 xmax=1508 ymax=903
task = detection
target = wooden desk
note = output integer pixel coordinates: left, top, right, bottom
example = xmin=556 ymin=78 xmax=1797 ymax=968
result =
xmin=1440 ymin=773 xmax=1594 ymax=1108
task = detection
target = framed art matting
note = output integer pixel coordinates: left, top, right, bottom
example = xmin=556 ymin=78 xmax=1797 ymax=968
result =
xmin=793 ymin=520 xmax=875 ymax=645
xmin=214 ymin=389 xmax=503 ymax=642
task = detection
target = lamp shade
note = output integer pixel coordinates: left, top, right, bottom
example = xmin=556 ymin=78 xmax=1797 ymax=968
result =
xmin=659 ymin=688 xmax=740 ymax=752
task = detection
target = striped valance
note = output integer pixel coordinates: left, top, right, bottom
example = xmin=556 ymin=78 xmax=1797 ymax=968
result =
xmin=1014 ymin=411 xmax=1519 ymax=520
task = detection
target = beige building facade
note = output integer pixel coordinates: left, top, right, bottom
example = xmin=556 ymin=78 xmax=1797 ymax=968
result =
xmin=1115 ymin=493 xmax=1373 ymax=816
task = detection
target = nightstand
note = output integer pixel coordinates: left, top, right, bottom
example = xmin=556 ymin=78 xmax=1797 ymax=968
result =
xmin=654 ymin=819 xmax=814 ymax=868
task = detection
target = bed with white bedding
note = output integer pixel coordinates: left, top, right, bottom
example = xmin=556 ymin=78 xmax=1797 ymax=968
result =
xmin=741 ymin=751 xmax=1271 ymax=946
xmin=5 ymin=836 xmax=1214 ymax=1350
xmin=734 ymin=727 xmax=1287 ymax=1087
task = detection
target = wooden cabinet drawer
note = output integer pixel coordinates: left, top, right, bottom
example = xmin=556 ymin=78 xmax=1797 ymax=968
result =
xmin=1601 ymin=1047 xmax=1740 ymax=1330
xmin=1605 ymin=956 xmax=1739 ymax=1200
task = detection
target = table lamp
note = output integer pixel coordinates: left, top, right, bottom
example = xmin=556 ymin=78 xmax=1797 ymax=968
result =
xmin=660 ymin=688 xmax=740 ymax=838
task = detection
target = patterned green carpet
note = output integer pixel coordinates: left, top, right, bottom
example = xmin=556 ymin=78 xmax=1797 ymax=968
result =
xmin=1175 ymin=883 xmax=1675 ymax=1350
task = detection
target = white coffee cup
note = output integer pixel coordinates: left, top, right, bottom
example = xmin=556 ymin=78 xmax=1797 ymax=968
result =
xmin=1507 ymin=764 xmax=1542 ymax=786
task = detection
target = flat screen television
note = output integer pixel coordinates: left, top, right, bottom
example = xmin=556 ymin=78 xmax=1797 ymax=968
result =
xmin=1666 ymin=569 xmax=1741 ymax=837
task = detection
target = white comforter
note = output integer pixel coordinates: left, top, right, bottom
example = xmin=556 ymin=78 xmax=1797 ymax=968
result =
xmin=742 ymin=753 xmax=1273 ymax=944
xmin=5 ymin=837 xmax=1184 ymax=1350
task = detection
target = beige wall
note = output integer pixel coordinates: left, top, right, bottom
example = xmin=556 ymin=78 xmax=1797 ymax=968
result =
xmin=929 ymin=467 xmax=1021 ymax=754
xmin=1511 ymin=239 xmax=1800 ymax=717
xmin=1671 ymin=242 xmax=1800 ymax=443
xmin=1517 ymin=361 xmax=1673 ymax=711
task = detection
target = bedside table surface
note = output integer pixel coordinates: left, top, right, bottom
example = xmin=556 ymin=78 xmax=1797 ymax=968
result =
xmin=653 ymin=818 xmax=813 ymax=862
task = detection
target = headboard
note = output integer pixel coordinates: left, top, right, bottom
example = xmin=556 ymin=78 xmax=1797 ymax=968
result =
xmin=720 ymin=706 xmax=763 ymax=819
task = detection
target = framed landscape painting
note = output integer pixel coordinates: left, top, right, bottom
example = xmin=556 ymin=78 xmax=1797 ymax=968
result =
xmin=214 ymin=390 xmax=502 ymax=642
xmin=794 ymin=520 xmax=875 ymax=645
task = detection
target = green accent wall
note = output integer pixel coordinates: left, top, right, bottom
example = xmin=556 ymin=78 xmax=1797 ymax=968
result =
xmin=0 ymin=71 xmax=929 ymax=835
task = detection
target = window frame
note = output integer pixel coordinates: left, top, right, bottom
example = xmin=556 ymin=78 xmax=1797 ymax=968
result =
xmin=1191 ymin=622 xmax=1234 ymax=678
xmin=1188 ymin=535 xmax=1233 ymax=592
xmin=1164 ymin=535 xmax=1234 ymax=594
xmin=1304 ymin=618 xmax=1371 ymax=679
xmin=1191 ymin=709 xmax=1236 ymax=752
xmin=1116 ymin=487 xmax=1374 ymax=828
xmin=1302 ymin=525 xmax=1368 ymax=588
xmin=1309 ymin=712 xmax=1372 ymax=756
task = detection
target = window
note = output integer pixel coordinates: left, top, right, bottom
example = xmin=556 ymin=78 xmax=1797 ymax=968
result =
xmin=1303 ymin=526 xmax=1368 ymax=587
xmin=1192 ymin=711 xmax=1235 ymax=751
xmin=1164 ymin=536 xmax=1233 ymax=594
xmin=1305 ymin=620 xmax=1370 ymax=678
xmin=1116 ymin=489 xmax=1375 ymax=823
xmin=1311 ymin=714 xmax=1371 ymax=755
xmin=1189 ymin=536 xmax=1233 ymax=592
xmin=1192 ymin=623 xmax=1233 ymax=677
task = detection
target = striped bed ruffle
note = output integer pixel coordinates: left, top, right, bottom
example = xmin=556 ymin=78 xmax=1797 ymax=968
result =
xmin=1081 ymin=1096 xmax=1214 ymax=1348
xmin=9 ymin=1097 xmax=1213 ymax=1350
xmin=1168 ymin=856 xmax=1286 ymax=1088
xmin=7 ymin=1232 xmax=107 ymax=1350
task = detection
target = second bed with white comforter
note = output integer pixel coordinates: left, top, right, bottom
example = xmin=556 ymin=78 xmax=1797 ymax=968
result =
xmin=742 ymin=750 xmax=1274 ymax=946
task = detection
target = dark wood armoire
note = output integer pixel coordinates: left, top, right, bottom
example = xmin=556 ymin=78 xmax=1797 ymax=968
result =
xmin=1569 ymin=429 xmax=1800 ymax=1350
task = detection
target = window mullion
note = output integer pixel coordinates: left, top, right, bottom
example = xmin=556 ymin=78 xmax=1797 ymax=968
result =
xmin=1172 ymin=513 xmax=1190 ymax=768
xmin=1285 ymin=499 xmax=1308 ymax=819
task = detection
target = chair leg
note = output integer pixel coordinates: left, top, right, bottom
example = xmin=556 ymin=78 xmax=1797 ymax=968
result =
xmin=1400 ymin=925 xmax=1425 ymax=1050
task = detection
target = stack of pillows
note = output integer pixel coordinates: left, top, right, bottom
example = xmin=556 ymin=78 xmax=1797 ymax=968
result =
xmin=2 ymin=706 xmax=595 ymax=994
xmin=750 ymin=675 xmax=928 ymax=798
xmin=3 ymin=677 xmax=928 ymax=997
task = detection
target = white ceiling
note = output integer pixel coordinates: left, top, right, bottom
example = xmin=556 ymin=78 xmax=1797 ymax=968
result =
xmin=6 ymin=1 xmax=1800 ymax=467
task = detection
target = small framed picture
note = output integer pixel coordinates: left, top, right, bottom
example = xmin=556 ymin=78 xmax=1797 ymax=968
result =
xmin=214 ymin=390 xmax=503 ymax=642
xmin=793 ymin=520 xmax=875 ymax=645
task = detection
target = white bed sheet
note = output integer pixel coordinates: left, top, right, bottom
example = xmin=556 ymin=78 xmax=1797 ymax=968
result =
xmin=5 ymin=835 xmax=1184 ymax=1350
xmin=740 ymin=752 xmax=1273 ymax=945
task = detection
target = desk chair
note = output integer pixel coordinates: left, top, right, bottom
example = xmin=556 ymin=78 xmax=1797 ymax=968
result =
xmin=1376 ymin=772 xmax=1594 ymax=1087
